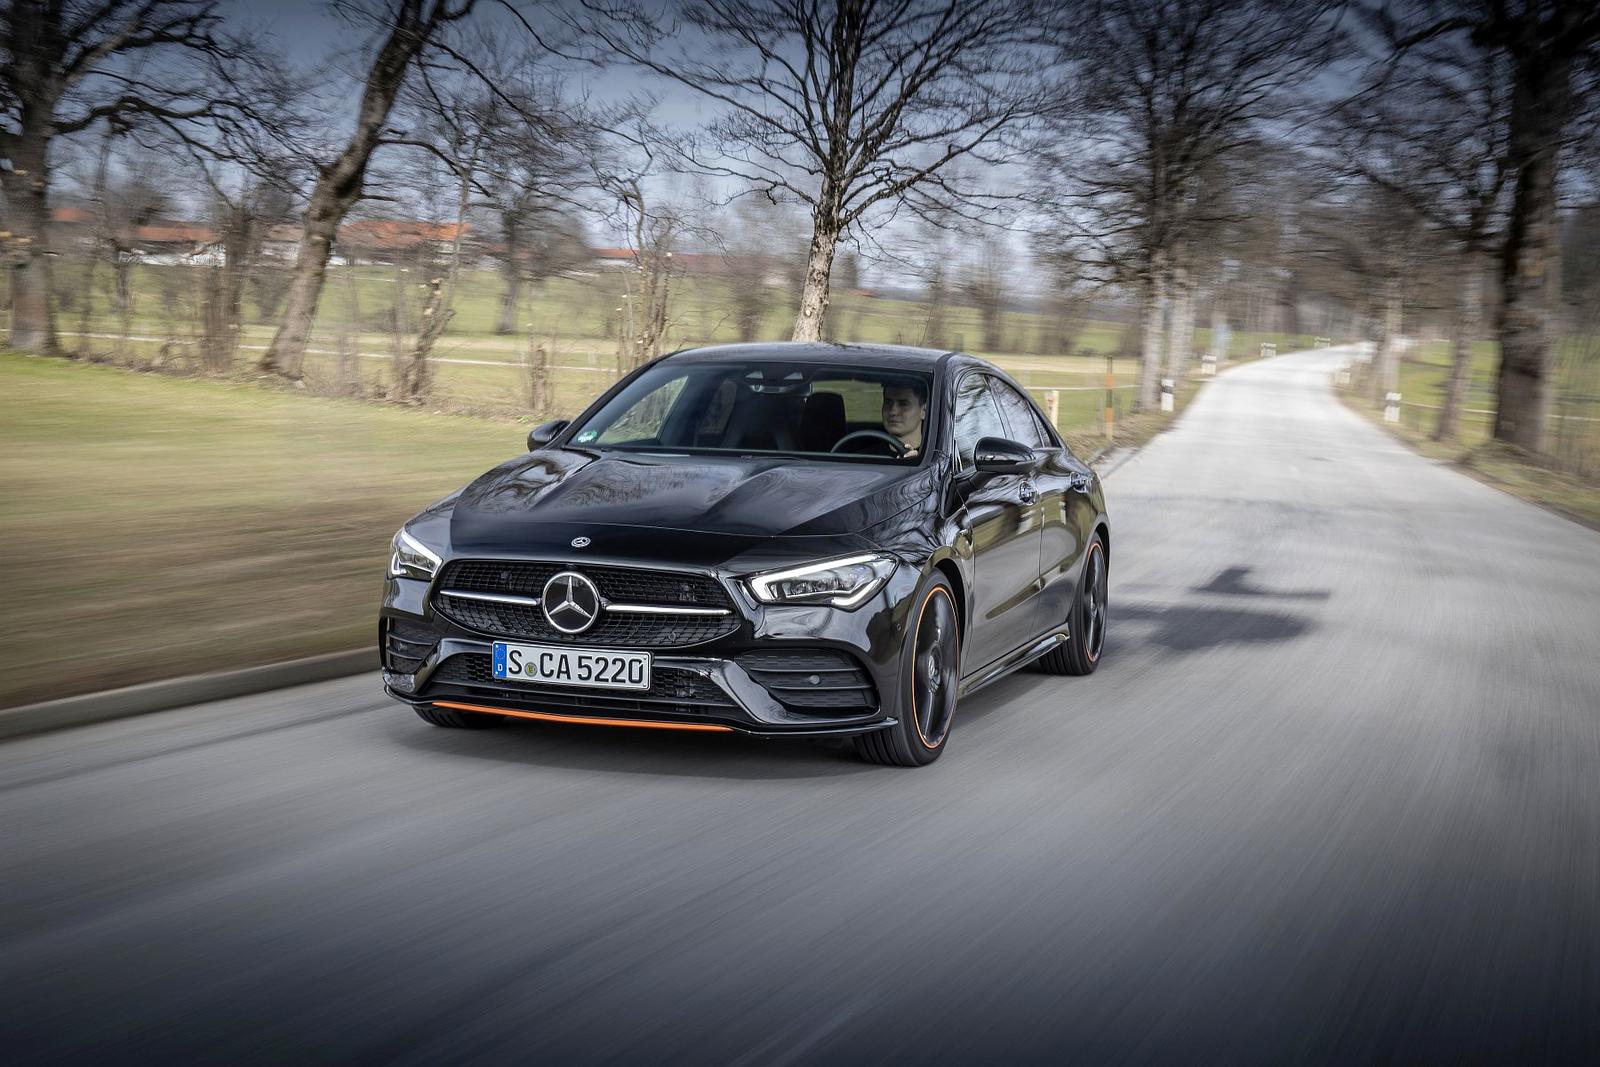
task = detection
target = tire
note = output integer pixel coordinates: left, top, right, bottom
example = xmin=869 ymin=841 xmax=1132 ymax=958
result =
xmin=854 ymin=575 xmax=961 ymax=767
xmin=414 ymin=704 xmax=506 ymax=728
xmin=1037 ymin=533 xmax=1108 ymax=677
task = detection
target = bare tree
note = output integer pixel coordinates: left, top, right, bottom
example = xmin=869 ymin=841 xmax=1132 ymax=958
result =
xmin=0 ymin=0 xmax=277 ymax=354
xmin=579 ymin=0 xmax=1047 ymax=341
xmin=199 ymin=182 xmax=289 ymax=374
xmin=1032 ymin=241 xmax=1093 ymax=354
xmin=1334 ymin=28 xmax=1512 ymax=441
xmin=1369 ymin=2 xmax=1600 ymax=454
xmin=608 ymin=175 xmax=678 ymax=370
xmin=478 ymin=85 xmax=593 ymax=336
xmin=1036 ymin=0 xmax=1344 ymax=409
xmin=961 ymin=235 xmax=1010 ymax=352
xmin=257 ymin=0 xmax=474 ymax=380
xmin=722 ymin=192 xmax=792 ymax=342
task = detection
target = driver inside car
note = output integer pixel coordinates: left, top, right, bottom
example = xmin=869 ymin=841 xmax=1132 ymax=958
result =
xmin=881 ymin=378 xmax=927 ymax=457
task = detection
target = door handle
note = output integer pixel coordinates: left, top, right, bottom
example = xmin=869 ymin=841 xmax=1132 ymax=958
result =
xmin=1019 ymin=481 xmax=1037 ymax=504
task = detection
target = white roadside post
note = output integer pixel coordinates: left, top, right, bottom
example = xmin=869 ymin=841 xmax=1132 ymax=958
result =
xmin=1260 ymin=341 xmax=1277 ymax=359
xmin=1384 ymin=391 xmax=1402 ymax=423
xmin=1044 ymin=389 xmax=1060 ymax=428
xmin=1160 ymin=378 xmax=1175 ymax=413
xmin=1201 ymin=354 xmax=1216 ymax=376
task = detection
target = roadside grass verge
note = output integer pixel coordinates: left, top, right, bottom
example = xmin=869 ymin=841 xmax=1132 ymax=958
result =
xmin=1336 ymin=367 xmax=1600 ymax=530
xmin=0 ymin=352 xmax=525 ymax=709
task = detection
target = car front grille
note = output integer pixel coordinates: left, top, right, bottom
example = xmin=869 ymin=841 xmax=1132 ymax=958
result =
xmin=736 ymin=650 xmax=878 ymax=715
xmin=426 ymin=653 xmax=737 ymax=717
xmin=432 ymin=560 xmax=740 ymax=648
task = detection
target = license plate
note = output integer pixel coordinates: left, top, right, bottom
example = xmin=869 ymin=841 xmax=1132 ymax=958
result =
xmin=491 ymin=642 xmax=651 ymax=691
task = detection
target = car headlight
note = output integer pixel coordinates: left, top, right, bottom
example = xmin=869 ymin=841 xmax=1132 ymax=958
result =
xmin=746 ymin=553 xmax=896 ymax=609
xmin=388 ymin=527 xmax=443 ymax=580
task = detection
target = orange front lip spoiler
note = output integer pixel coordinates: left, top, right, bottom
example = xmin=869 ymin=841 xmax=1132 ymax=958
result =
xmin=432 ymin=701 xmax=734 ymax=733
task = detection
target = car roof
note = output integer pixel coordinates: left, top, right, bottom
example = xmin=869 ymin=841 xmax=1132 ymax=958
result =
xmin=665 ymin=341 xmax=956 ymax=371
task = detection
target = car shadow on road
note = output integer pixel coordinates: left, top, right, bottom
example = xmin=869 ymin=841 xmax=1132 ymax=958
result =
xmin=384 ymin=712 xmax=876 ymax=781
xmin=1113 ymin=602 xmax=1316 ymax=654
xmin=1192 ymin=565 xmax=1332 ymax=600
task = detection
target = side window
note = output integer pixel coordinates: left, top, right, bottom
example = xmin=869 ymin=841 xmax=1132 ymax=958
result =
xmin=989 ymin=378 xmax=1052 ymax=450
xmin=952 ymin=374 xmax=1008 ymax=468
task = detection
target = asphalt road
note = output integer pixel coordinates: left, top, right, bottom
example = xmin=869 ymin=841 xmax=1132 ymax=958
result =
xmin=5 ymin=348 xmax=1598 ymax=1064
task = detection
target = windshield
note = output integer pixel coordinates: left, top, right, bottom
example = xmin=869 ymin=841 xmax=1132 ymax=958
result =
xmin=566 ymin=361 xmax=935 ymax=464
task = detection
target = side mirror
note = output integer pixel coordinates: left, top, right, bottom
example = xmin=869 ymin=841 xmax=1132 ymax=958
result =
xmin=973 ymin=436 xmax=1037 ymax=474
xmin=526 ymin=419 xmax=569 ymax=451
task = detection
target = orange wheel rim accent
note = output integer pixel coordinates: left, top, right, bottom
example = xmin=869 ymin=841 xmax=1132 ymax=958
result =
xmin=910 ymin=585 xmax=960 ymax=750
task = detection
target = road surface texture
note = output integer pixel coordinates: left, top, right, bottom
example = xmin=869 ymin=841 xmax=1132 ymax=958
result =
xmin=5 ymin=348 xmax=1598 ymax=1064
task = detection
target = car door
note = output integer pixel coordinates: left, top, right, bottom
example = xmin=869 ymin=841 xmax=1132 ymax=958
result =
xmin=988 ymin=377 xmax=1092 ymax=635
xmin=950 ymin=373 xmax=1045 ymax=672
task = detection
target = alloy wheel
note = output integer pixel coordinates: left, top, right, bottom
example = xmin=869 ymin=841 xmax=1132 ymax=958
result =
xmin=1082 ymin=543 xmax=1107 ymax=663
xmin=912 ymin=588 xmax=960 ymax=747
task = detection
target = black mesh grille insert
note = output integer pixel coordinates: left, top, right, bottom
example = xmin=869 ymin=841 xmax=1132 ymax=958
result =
xmin=433 ymin=560 xmax=739 ymax=648
xmin=383 ymin=618 xmax=437 ymax=672
xmin=737 ymin=650 xmax=878 ymax=714
xmin=426 ymin=653 xmax=737 ymax=716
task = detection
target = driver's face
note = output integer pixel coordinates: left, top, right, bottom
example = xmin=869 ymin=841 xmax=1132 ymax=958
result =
xmin=882 ymin=386 xmax=925 ymax=443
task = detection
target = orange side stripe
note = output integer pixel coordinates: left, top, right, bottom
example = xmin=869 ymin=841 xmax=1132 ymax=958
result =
xmin=433 ymin=701 xmax=734 ymax=733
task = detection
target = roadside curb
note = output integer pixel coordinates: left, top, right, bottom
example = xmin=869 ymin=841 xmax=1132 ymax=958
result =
xmin=1092 ymin=445 xmax=1137 ymax=479
xmin=0 ymin=648 xmax=376 ymax=742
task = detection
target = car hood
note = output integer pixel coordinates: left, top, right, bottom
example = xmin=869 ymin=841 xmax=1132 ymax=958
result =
xmin=449 ymin=449 xmax=935 ymax=544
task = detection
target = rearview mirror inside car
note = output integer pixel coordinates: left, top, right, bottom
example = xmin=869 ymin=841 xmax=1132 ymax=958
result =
xmin=527 ymin=419 xmax=569 ymax=451
xmin=973 ymin=436 xmax=1037 ymax=474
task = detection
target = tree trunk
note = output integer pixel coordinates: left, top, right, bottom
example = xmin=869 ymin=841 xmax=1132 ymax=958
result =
xmin=1 ymin=148 xmax=58 ymax=354
xmin=792 ymin=209 xmax=839 ymax=342
xmin=259 ymin=0 xmax=435 ymax=378
xmin=922 ymin=265 xmax=948 ymax=350
xmin=1164 ymin=266 xmax=1195 ymax=380
xmin=262 ymin=178 xmax=353 ymax=378
xmin=496 ymin=263 xmax=522 ymax=335
xmin=1209 ymin=298 xmax=1229 ymax=363
xmin=495 ymin=210 xmax=522 ymax=334
xmin=397 ymin=162 xmax=472 ymax=399
xmin=1136 ymin=267 xmax=1168 ymax=411
xmin=1436 ymin=252 xmax=1484 ymax=443
xmin=980 ymin=293 xmax=1003 ymax=351
xmin=1372 ymin=274 xmax=1403 ymax=402
xmin=1493 ymin=55 xmax=1569 ymax=453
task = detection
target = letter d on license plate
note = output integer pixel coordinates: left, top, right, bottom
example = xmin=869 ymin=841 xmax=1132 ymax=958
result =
xmin=491 ymin=642 xmax=651 ymax=691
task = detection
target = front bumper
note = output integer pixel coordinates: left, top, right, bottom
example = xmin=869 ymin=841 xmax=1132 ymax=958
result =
xmin=379 ymin=557 xmax=919 ymax=738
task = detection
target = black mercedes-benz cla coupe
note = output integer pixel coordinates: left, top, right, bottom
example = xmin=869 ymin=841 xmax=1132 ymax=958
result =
xmin=380 ymin=342 xmax=1110 ymax=765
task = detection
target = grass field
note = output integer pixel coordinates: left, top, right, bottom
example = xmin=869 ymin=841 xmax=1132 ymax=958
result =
xmin=0 ymin=352 xmax=524 ymax=708
xmin=40 ymin=261 xmax=1318 ymax=422
xmin=1376 ymin=337 xmax=1600 ymax=480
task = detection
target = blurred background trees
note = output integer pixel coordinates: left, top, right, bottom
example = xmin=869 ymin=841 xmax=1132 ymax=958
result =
xmin=2 ymin=0 xmax=1598 ymax=472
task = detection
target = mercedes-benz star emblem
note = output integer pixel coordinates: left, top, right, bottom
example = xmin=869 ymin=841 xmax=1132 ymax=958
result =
xmin=570 ymin=536 xmax=591 ymax=548
xmin=541 ymin=571 xmax=601 ymax=634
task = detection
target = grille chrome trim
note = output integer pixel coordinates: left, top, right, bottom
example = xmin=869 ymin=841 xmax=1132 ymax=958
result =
xmin=606 ymin=603 xmax=731 ymax=616
xmin=439 ymin=588 xmax=541 ymax=606
xmin=440 ymin=589 xmax=730 ymax=616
